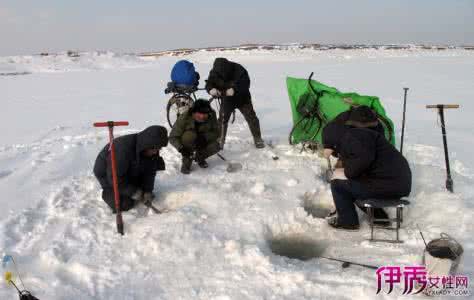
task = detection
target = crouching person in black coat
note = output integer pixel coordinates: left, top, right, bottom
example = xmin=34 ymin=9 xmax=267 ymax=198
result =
xmin=93 ymin=125 xmax=168 ymax=213
xmin=322 ymin=122 xmax=412 ymax=230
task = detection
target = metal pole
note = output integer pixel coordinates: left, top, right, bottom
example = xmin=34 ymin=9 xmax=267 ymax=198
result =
xmin=438 ymin=107 xmax=454 ymax=192
xmin=218 ymin=97 xmax=226 ymax=149
xmin=400 ymin=88 xmax=409 ymax=154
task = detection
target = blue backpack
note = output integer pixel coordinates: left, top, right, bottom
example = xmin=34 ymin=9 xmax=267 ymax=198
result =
xmin=171 ymin=60 xmax=199 ymax=86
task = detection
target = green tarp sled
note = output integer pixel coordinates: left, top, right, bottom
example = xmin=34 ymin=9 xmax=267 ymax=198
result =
xmin=286 ymin=74 xmax=396 ymax=146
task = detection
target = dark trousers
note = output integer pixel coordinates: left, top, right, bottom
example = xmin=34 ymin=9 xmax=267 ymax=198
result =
xmin=330 ymin=179 xmax=388 ymax=226
xmin=219 ymin=100 xmax=262 ymax=146
xmin=102 ymin=189 xmax=136 ymax=213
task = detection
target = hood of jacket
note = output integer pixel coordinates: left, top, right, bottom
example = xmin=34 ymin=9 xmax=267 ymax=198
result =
xmin=322 ymin=122 xmax=350 ymax=152
xmin=136 ymin=125 xmax=168 ymax=159
xmin=212 ymin=58 xmax=235 ymax=81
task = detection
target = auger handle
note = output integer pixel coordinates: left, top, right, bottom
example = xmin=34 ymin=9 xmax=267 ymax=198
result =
xmin=426 ymin=104 xmax=459 ymax=109
xmin=94 ymin=121 xmax=129 ymax=127
xmin=93 ymin=120 xmax=129 ymax=235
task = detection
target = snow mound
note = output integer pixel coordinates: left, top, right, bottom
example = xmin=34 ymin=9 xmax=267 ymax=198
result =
xmin=0 ymin=51 xmax=152 ymax=74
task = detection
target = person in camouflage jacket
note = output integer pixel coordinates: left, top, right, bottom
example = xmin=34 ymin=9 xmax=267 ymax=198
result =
xmin=169 ymin=99 xmax=220 ymax=174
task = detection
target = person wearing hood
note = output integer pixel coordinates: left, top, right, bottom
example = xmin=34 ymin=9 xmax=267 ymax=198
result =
xmin=322 ymin=121 xmax=411 ymax=230
xmin=169 ymin=99 xmax=220 ymax=174
xmin=93 ymin=125 xmax=168 ymax=212
xmin=205 ymin=57 xmax=265 ymax=149
xmin=332 ymin=105 xmax=386 ymax=137
xmin=329 ymin=105 xmax=388 ymax=170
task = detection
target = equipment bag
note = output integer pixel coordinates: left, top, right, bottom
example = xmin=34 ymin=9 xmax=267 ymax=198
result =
xmin=287 ymin=75 xmax=395 ymax=145
xmin=171 ymin=60 xmax=199 ymax=86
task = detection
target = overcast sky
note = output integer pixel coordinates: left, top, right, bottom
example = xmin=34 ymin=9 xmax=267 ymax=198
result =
xmin=1 ymin=0 xmax=473 ymax=56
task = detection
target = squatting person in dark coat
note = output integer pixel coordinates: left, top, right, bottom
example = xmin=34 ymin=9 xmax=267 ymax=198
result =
xmin=205 ymin=57 xmax=265 ymax=149
xmin=93 ymin=125 xmax=168 ymax=212
xmin=169 ymin=99 xmax=220 ymax=174
xmin=322 ymin=121 xmax=412 ymax=230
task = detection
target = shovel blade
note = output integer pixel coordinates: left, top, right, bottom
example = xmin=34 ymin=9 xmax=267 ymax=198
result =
xmin=226 ymin=162 xmax=243 ymax=173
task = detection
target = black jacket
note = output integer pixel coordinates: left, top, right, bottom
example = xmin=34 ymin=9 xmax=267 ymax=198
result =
xmin=323 ymin=123 xmax=412 ymax=197
xmin=205 ymin=58 xmax=251 ymax=107
xmin=93 ymin=126 xmax=168 ymax=196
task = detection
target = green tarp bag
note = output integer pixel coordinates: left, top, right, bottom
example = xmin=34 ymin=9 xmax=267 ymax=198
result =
xmin=287 ymin=74 xmax=396 ymax=146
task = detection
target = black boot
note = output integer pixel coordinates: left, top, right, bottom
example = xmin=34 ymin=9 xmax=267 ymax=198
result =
xmin=181 ymin=155 xmax=192 ymax=174
xmin=254 ymin=137 xmax=265 ymax=149
xmin=328 ymin=217 xmax=360 ymax=231
xmin=195 ymin=151 xmax=209 ymax=168
xmin=197 ymin=159 xmax=208 ymax=168
xmin=240 ymin=103 xmax=264 ymax=149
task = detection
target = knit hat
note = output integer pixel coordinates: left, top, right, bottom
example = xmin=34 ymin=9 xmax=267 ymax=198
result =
xmin=191 ymin=99 xmax=212 ymax=114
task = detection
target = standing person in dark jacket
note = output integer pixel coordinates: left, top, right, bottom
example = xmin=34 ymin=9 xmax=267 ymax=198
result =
xmin=169 ymin=99 xmax=220 ymax=174
xmin=205 ymin=57 xmax=265 ymax=149
xmin=322 ymin=122 xmax=411 ymax=230
xmin=93 ymin=125 xmax=168 ymax=212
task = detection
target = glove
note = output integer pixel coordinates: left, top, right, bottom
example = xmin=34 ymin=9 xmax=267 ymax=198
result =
xmin=225 ymin=88 xmax=235 ymax=97
xmin=131 ymin=189 xmax=144 ymax=202
xmin=209 ymin=88 xmax=221 ymax=97
xmin=143 ymin=192 xmax=155 ymax=203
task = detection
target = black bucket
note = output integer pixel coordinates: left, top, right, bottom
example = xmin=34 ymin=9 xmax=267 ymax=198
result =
xmin=423 ymin=233 xmax=464 ymax=277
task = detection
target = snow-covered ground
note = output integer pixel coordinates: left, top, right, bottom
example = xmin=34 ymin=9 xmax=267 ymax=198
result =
xmin=1 ymin=48 xmax=473 ymax=299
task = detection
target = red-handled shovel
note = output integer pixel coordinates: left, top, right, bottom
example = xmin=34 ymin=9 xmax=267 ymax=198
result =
xmin=94 ymin=121 xmax=129 ymax=235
